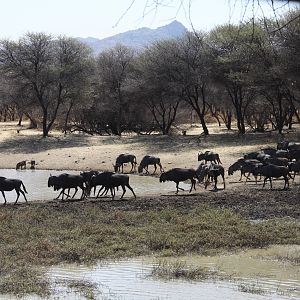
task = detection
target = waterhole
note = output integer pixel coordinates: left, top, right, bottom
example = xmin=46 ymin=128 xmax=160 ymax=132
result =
xmin=0 ymin=169 xmax=192 ymax=203
xmin=2 ymin=245 xmax=297 ymax=300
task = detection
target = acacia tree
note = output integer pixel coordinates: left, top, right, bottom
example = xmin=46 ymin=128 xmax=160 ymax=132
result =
xmin=95 ymin=44 xmax=135 ymax=135
xmin=209 ymin=23 xmax=264 ymax=134
xmin=246 ymin=11 xmax=300 ymax=133
xmin=175 ymin=33 xmax=214 ymax=135
xmin=0 ymin=33 xmax=92 ymax=137
xmin=133 ymin=41 xmax=182 ymax=135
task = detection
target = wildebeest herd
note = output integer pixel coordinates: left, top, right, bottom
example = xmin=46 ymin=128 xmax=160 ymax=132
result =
xmin=0 ymin=141 xmax=299 ymax=205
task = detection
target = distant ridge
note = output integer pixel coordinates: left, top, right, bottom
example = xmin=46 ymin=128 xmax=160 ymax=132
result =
xmin=77 ymin=20 xmax=187 ymax=54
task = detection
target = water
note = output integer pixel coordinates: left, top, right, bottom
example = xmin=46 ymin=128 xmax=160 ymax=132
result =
xmin=5 ymin=246 xmax=297 ymax=300
xmin=0 ymin=169 xmax=192 ymax=203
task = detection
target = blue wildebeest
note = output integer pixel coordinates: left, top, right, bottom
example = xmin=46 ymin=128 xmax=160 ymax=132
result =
xmin=159 ymin=168 xmax=196 ymax=194
xmin=0 ymin=176 xmax=28 ymax=205
xmin=138 ymin=155 xmax=163 ymax=174
xmin=48 ymin=173 xmax=86 ymax=200
xmin=197 ymin=163 xmax=225 ymax=190
xmin=228 ymin=159 xmax=262 ymax=183
xmin=198 ymin=151 xmax=222 ymax=164
xmin=114 ymin=154 xmax=137 ymax=173
xmin=253 ymin=164 xmax=291 ymax=190
xmin=89 ymin=172 xmax=136 ymax=200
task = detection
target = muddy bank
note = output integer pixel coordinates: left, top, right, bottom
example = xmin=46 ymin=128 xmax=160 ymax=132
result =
xmin=6 ymin=183 xmax=299 ymax=220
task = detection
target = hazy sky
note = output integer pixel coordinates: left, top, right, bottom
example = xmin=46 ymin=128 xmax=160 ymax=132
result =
xmin=0 ymin=0 xmax=298 ymax=40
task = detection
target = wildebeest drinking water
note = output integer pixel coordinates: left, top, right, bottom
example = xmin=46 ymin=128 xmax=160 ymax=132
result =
xmin=48 ymin=173 xmax=86 ymax=200
xmin=159 ymin=168 xmax=196 ymax=194
xmin=0 ymin=176 xmax=28 ymax=205
xmin=114 ymin=154 xmax=137 ymax=173
xmin=138 ymin=155 xmax=163 ymax=174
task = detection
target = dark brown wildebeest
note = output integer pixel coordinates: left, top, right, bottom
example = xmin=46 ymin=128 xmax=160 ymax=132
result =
xmin=87 ymin=171 xmax=115 ymax=197
xmin=48 ymin=173 xmax=86 ymax=200
xmin=0 ymin=176 xmax=28 ymax=205
xmin=114 ymin=154 xmax=137 ymax=173
xmin=288 ymin=161 xmax=300 ymax=181
xmin=16 ymin=160 xmax=27 ymax=170
xmin=89 ymin=172 xmax=136 ymax=200
xmin=198 ymin=151 xmax=222 ymax=164
xmin=198 ymin=163 xmax=225 ymax=190
xmin=228 ymin=159 xmax=262 ymax=183
xmin=159 ymin=168 xmax=196 ymax=194
xmin=138 ymin=155 xmax=163 ymax=174
xmin=253 ymin=164 xmax=291 ymax=189
xmin=277 ymin=141 xmax=300 ymax=151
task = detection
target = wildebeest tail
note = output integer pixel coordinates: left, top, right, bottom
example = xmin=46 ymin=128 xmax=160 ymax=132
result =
xmin=21 ymin=182 xmax=28 ymax=193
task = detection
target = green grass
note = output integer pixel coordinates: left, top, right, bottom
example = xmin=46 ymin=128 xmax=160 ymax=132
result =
xmin=151 ymin=260 xmax=221 ymax=281
xmin=0 ymin=202 xmax=298 ymax=296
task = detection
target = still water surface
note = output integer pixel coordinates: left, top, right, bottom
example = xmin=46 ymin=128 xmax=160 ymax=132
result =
xmin=0 ymin=169 xmax=191 ymax=203
xmin=2 ymin=246 xmax=297 ymax=300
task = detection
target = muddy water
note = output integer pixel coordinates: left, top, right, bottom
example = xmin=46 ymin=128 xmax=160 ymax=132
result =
xmin=41 ymin=245 xmax=299 ymax=299
xmin=0 ymin=169 xmax=191 ymax=203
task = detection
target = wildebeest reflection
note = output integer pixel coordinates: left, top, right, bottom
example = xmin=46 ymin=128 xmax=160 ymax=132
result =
xmin=48 ymin=173 xmax=85 ymax=200
xmin=0 ymin=176 xmax=28 ymax=205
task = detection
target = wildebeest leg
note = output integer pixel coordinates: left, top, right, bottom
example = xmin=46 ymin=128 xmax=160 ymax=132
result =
xmin=153 ymin=164 xmax=157 ymax=174
xmin=176 ymin=182 xmax=184 ymax=193
xmin=61 ymin=188 xmax=66 ymax=200
xmin=120 ymin=185 xmax=127 ymax=199
xmin=189 ymin=179 xmax=196 ymax=192
xmin=55 ymin=190 xmax=63 ymax=200
xmin=222 ymin=174 xmax=226 ymax=190
xmin=14 ymin=189 xmax=20 ymax=205
xmin=269 ymin=178 xmax=273 ymax=189
xmin=125 ymin=183 xmax=136 ymax=198
xmin=80 ymin=187 xmax=85 ymax=199
xmin=71 ymin=187 xmax=78 ymax=199
xmin=19 ymin=189 xmax=28 ymax=203
xmin=245 ymin=173 xmax=250 ymax=184
xmin=121 ymin=164 xmax=124 ymax=173
xmin=159 ymin=163 xmax=163 ymax=173
xmin=239 ymin=170 xmax=243 ymax=181
xmin=95 ymin=186 xmax=104 ymax=198
xmin=204 ymin=179 xmax=209 ymax=189
xmin=1 ymin=191 xmax=7 ymax=205
xmin=263 ymin=177 xmax=268 ymax=188
xmin=284 ymin=176 xmax=289 ymax=189
xmin=214 ymin=176 xmax=218 ymax=190
xmin=110 ymin=187 xmax=115 ymax=200
xmin=145 ymin=166 xmax=149 ymax=174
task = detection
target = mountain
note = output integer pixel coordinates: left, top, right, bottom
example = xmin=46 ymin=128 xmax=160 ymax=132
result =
xmin=77 ymin=21 xmax=187 ymax=54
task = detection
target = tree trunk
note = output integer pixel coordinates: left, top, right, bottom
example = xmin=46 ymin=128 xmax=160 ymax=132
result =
xmin=63 ymin=101 xmax=74 ymax=134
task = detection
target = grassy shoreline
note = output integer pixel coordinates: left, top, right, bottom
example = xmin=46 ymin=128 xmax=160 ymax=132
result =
xmin=0 ymin=192 xmax=299 ymax=297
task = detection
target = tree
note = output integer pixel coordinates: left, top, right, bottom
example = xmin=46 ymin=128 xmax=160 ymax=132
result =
xmin=209 ymin=23 xmax=264 ymax=134
xmin=133 ymin=41 xmax=182 ymax=135
xmin=95 ymin=44 xmax=135 ymax=135
xmin=0 ymin=33 xmax=92 ymax=137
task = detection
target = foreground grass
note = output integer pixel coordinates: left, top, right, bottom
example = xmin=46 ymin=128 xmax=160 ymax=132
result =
xmin=0 ymin=202 xmax=298 ymax=296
